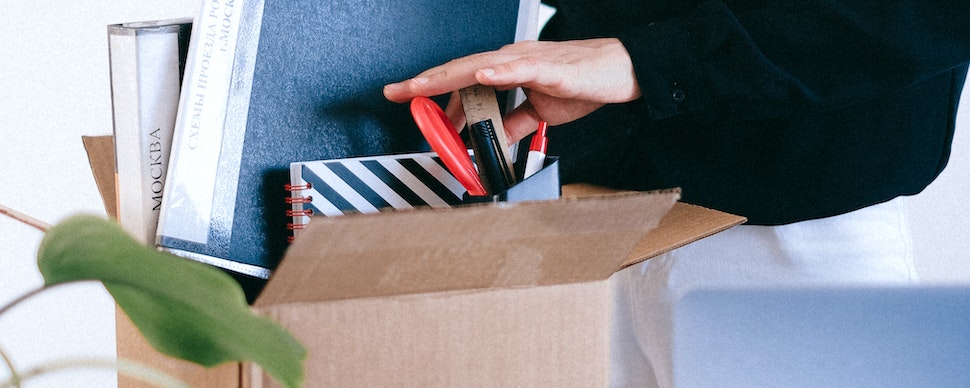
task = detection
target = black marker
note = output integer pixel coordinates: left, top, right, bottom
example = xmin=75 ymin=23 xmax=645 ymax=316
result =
xmin=467 ymin=119 xmax=514 ymax=195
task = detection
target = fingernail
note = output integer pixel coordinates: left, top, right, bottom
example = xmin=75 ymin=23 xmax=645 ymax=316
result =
xmin=478 ymin=68 xmax=495 ymax=78
xmin=383 ymin=83 xmax=408 ymax=100
xmin=412 ymin=77 xmax=429 ymax=85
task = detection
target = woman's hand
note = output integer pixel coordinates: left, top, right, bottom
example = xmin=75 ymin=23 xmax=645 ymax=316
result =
xmin=383 ymin=38 xmax=641 ymax=143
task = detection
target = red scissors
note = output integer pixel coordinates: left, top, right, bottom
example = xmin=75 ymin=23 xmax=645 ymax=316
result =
xmin=410 ymin=97 xmax=487 ymax=196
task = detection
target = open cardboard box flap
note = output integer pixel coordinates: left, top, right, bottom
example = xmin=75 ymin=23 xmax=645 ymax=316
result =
xmin=255 ymin=189 xmax=680 ymax=306
xmin=563 ymin=183 xmax=746 ymax=270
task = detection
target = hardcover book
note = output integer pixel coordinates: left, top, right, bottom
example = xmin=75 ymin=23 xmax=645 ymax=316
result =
xmin=157 ymin=0 xmax=540 ymax=297
xmin=108 ymin=18 xmax=192 ymax=244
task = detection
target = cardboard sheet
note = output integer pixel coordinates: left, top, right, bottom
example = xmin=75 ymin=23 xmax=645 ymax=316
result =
xmin=82 ymin=135 xmax=118 ymax=219
xmin=256 ymin=190 xmax=679 ymax=306
xmin=255 ymin=281 xmax=611 ymax=387
xmin=561 ymin=184 xmax=746 ymax=269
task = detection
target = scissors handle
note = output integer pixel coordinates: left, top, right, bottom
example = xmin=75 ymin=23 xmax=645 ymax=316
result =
xmin=410 ymin=97 xmax=487 ymax=196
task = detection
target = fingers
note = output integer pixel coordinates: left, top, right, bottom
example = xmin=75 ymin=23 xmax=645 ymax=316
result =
xmin=475 ymin=57 xmax=579 ymax=100
xmin=383 ymin=42 xmax=549 ymax=102
xmin=385 ymin=38 xmax=639 ymax=105
xmin=384 ymin=38 xmax=636 ymax=146
xmin=383 ymin=73 xmax=465 ymax=103
xmin=384 ymin=52 xmax=503 ymax=102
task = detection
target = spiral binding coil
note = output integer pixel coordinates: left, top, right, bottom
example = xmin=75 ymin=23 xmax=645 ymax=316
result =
xmin=285 ymin=182 xmax=313 ymax=242
xmin=285 ymin=196 xmax=312 ymax=204
xmin=284 ymin=183 xmax=312 ymax=191
xmin=286 ymin=209 xmax=314 ymax=217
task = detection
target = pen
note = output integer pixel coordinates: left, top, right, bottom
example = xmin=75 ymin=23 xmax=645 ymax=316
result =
xmin=459 ymin=85 xmax=517 ymax=190
xmin=468 ymin=119 xmax=514 ymax=195
xmin=522 ymin=121 xmax=548 ymax=179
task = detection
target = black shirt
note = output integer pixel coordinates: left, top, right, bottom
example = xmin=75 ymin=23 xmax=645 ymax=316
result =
xmin=540 ymin=0 xmax=970 ymax=224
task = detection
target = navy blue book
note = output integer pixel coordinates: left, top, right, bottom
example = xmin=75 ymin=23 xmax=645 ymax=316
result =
xmin=158 ymin=0 xmax=540 ymax=299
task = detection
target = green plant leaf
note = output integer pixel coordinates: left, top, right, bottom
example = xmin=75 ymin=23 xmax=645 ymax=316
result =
xmin=36 ymin=214 xmax=306 ymax=388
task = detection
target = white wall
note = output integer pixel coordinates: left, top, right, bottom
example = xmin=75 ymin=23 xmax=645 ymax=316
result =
xmin=909 ymin=83 xmax=970 ymax=283
xmin=0 ymin=2 xmax=199 ymax=387
xmin=2 ymin=3 xmax=969 ymax=387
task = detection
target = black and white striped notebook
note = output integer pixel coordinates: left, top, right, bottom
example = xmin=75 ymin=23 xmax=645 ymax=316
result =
xmin=286 ymin=151 xmax=469 ymax=237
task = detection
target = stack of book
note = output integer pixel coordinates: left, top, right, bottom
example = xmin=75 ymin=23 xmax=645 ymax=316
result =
xmin=108 ymin=0 xmax=540 ymax=301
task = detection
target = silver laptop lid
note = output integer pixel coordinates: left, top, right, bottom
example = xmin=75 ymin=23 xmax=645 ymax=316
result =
xmin=673 ymin=286 xmax=970 ymax=387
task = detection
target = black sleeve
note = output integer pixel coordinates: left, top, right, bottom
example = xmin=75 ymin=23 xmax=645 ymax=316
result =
xmin=617 ymin=1 xmax=970 ymax=120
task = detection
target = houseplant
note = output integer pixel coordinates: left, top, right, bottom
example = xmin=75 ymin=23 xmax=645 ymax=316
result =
xmin=0 ymin=205 xmax=306 ymax=387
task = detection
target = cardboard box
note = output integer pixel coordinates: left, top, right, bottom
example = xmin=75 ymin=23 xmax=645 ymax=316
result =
xmin=83 ymin=135 xmax=745 ymax=387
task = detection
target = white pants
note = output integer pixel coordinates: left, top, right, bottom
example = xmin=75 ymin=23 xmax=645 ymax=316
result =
xmin=609 ymin=197 xmax=919 ymax=387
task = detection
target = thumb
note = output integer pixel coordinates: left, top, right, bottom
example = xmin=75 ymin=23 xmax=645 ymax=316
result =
xmin=502 ymin=101 xmax=542 ymax=144
xmin=442 ymin=91 xmax=467 ymax=132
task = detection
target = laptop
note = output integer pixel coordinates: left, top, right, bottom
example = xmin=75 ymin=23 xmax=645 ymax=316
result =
xmin=673 ymin=286 xmax=970 ymax=387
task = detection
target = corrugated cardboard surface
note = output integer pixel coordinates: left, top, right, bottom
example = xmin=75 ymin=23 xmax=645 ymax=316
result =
xmin=81 ymin=136 xmax=118 ymax=219
xmin=256 ymin=190 xmax=677 ymax=306
xmin=254 ymin=282 xmax=611 ymax=387
xmin=561 ymin=184 xmax=746 ymax=268
xmin=116 ymin=310 xmax=242 ymax=387
xmin=247 ymin=187 xmax=680 ymax=386
xmin=84 ymin=135 xmax=747 ymax=387
xmin=623 ymin=201 xmax=746 ymax=268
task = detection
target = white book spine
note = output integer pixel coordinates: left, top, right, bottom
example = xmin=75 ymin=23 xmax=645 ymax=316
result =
xmin=158 ymin=0 xmax=245 ymax=245
xmin=108 ymin=19 xmax=190 ymax=244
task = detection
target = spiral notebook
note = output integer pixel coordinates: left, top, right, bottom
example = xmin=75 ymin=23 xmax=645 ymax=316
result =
xmin=287 ymin=152 xmax=468 ymax=238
